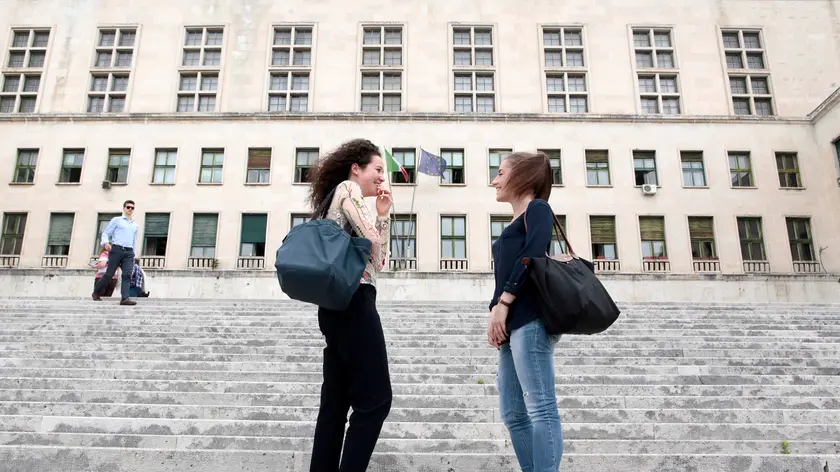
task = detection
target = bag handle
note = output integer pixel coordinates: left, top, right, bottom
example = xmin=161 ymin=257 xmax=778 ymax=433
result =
xmin=311 ymin=187 xmax=338 ymax=220
xmin=524 ymin=202 xmax=576 ymax=257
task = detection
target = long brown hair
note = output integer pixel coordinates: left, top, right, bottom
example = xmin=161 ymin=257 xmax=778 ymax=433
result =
xmin=307 ymin=139 xmax=380 ymax=211
xmin=504 ymin=151 xmax=553 ymax=200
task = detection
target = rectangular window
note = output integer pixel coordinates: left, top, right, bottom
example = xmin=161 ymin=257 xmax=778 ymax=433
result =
xmin=245 ymin=148 xmax=271 ymax=184
xmin=585 ymin=150 xmax=610 ymax=186
xmin=488 ymin=148 xmax=511 ymax=183
xmin=633 ymin=151 xmax=658 ymax=186
xmin=776 ymin=152 xmax=802 ymax=188
xmin=199 ymin=148 xmax=224 ymax=184
xmin=548 ymin=215 xmax=568 ymax=256
xmin=360 ymin=25 xmax=403 ymax=112
xmin=0 ymin=213 xmax=27 ymax=255
xmin=106 ymin=149 xmax=130 ymax=183
xmin=152 ymin=149 xmax=177 ymax=184
xmin=190 ymin=213 xmax=218 ymax=258
xmin=178 ymin=27 xmax=223 ymax=112
xmin=1 ymin=29 xmax=49 ymax=114
xmin=786 ymin=217 xmax=815 ymax=262
xmin=542 ymin=26 xmax=588 ymax=113
xmin=633 ymin=28 xmax=681 ymax=114
xmin=56 ymin=149 xmax=84 ymax=183
xmin=46 ymin=213 xmax=74 ymax=256
xmin=94 ymin=212 xmax=120 ymax=253
xmin=490 ymin=215 xmax=511 ymax=248
xmin=294 ymin=148 xmax=319 ymax=183
xmin=390 ymin=214 xmax=417 ymax=260
xmin=539 ymin=149 xmax=563 ymax=185
xmin=240 ymin=213 xmax=267 ymax=257
xmin=728 ymin=151 xmax=754 ymax=187
xmin=441 ymin=216 xmax=467 ymax=259
xmin=269 ymin=25 xmax=313 ymax=112
xmin=639 ymin=216 xmax=667 ymax=259
xmin=440 ymin=149 xmax=465 ymax=185
xmin=589 ymin=216 xmax=617 ymax=260
xmin=290 ymin=213 xmax=310 ymax=229
xmin=390 ymin=148 xmax=416 ymax=184
xmin=13 ymin=149 xmax=38 ymax=183
xmin=681 ymin=151 xmax=707 ymax=187
xmin=722 ymin=30 xmax=774 ymax=116
xmin=737 ymin=217 xmax=766 ymax=261
xmin=688 ymin=216 xmax=717 ymax=259
xmin=143 ymin=213 xmax=170 ymax=256
xmin=88 ymin=28 xmax=136 ymax=113
xmin=452 ymin=26 xmax=496 ymax=112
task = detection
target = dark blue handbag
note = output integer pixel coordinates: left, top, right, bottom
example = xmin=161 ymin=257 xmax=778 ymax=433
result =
xmin=275 ymin=188 xmax=373 ymax=311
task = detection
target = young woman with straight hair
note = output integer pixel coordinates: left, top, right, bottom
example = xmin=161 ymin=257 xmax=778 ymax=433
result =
xmin=488 ymin=151 xmax=564 ymax=472
xmin=306 ymin=138 xmax=393 ymax=472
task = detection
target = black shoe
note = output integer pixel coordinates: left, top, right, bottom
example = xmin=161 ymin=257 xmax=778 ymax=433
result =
xmin=92 ymin=292 xmax=101 ymax=301
xmin=120 ymin=299 xmax=137 ymax=306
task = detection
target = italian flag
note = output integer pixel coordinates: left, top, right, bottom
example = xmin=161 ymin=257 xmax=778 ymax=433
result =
xmin=384 ymin=148 xmax=409 ymax=182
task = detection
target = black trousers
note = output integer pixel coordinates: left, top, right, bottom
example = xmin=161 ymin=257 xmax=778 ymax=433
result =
xmin=310 ymin=284 xmax=392 ymax=472
xmin=93 ymin=245 xmax=134 ymax=300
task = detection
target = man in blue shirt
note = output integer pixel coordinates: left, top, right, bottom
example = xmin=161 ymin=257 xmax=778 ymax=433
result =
xmin=92 ymin=200 xmax=139 ymax=305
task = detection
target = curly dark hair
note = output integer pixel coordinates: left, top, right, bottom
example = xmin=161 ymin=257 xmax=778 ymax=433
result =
xmin=308 ymin=138 xmax=381 ymax=213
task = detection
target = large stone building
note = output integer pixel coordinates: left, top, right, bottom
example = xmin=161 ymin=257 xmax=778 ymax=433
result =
xmin=1 ymin=0 xmax=840 ymax=284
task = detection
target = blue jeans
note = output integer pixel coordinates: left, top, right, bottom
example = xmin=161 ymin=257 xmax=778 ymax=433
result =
xmin=497 ymin=319 xmax=563 ymax=472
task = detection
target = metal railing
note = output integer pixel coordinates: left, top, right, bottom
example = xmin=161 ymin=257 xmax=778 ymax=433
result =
xmin=693 ymin=259 xmax=720 ymax=272
xmin=41 ymin=256 xmax=68 ymax=268
xmin=141 ymin=256 xmax=166 ymax=269
xmin=743 ymin=261 xmax=770 ymax=273
xmin=389 ymin=259 xmax=417 ymax=271
xmin=0 ymin=255 xmax=20 ymax=268
xmin=440 ymin=259 xmax=468 ymax=271
xmin=237 ymin=257 xmax=265 ymax=269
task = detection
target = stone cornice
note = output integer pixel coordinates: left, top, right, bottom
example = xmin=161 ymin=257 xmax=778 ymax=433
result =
xmin=808 ymin=86 xmax=840 ymax=123
xmin=0 ymin=111 xmax=814 ymax=126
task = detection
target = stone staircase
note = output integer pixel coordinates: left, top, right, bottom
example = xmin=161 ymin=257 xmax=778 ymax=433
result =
xmin=0 ymin=297 xmax=838 ymax=472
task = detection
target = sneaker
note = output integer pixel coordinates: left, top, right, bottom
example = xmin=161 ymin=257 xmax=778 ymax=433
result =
xmin=120 ymin=299 xmax=137 ymax=306
xmin=92 ymin=292 xmax=101 ymax=301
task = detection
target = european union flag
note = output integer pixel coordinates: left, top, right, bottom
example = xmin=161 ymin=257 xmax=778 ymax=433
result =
xmin=417 ymin=149 xmax=448 ymax=176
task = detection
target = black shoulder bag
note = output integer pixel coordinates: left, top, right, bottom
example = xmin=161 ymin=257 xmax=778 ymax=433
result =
xmin=524 ymin=209 xmax=621 ymax=335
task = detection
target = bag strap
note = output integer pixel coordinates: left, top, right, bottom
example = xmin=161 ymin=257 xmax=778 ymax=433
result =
xmin=524 ymin=202 xmax=576 ymax=257
xmin=310 ymin=185 xmax=359 ymax=237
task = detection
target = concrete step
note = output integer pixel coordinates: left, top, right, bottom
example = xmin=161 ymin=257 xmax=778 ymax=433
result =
xmin=0 ymin=446 xmax=836 ymax=472
xmin=2 ymin=390 xmax=839 ymax=410
xmin=1 ymin=297 xmax=838 ymax=471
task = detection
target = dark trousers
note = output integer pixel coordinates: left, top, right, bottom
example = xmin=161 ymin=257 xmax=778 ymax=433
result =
xmin=93 ymin=245 xmax=134 ymax=300
xmin=310 ymin=284 xmax=392 ymax=472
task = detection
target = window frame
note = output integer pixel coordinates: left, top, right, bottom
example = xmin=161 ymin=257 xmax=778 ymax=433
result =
xmin=589 ymin=215 xmax=618 ymax=261
xmin=267 ymin=24 xmax=315 ymax=113
xmin=450 ymin=24 xmax=497 ymax=113
xmin=45 ymin=212 xmax=75 ymax=256
xmin=687 ymin=216 xmax=718 ymax=260
xmin=638 ymin=215 xmax=668 ymax=260
xmin=632 ymin=150 xmax=659 ymax=186
xmin=727 ymin=150 xmax=755 ymax=188
xmin=151 ymin=148 xmax=178 ymax=185
xmin=630 ymin=26 xmax=682 ymax=115
xmin=359 ymin=24 xmax=404 ymax=112
xmin=719 ymin=28 xmax=775 ymax=116
xmin=87 ymin=27 xmax=138 ymax=114
xmin=390 ymin=214 xmax=418 ymax=261
xmin=540 ymin=25 xmax=589 ymax=114
xmin=538 ymin=149 xmax=564 ymax=186
xmin=488 ymin=148 xmax=512 ymax=185
xmin=439 ymin=148 xmax=466 ymax=186
xmin=58 ymin=148 xmax=85 ymax=184
xmin=0 ymin=212 xmax=27 ymax=256
xmin=105 ymin=148 xmax=131 ymax=184
xmin=198 ymin=148 xmax=225 ymax=185
xmin=584 ymin=150 xmax=611 ymax=187
xmin=1 ymin=28 xmax=50 ymax=114
xmin=785 ymin=217 xmax=816 ymax=262
xmin=177 ymin=26 xmax=225 ymax=113
xmin=189 ymin=212 xmax=220 ymax=259
xmin=775 ymin=151 xmax=803 ymax=189
xmin=440 ymin=214 xmax=468 ymax=261
xmin=293 ymin=147 xmax=319 ymax=184
xmin=680 ymin=150 xmax=708 ymax=188
xmin=736 ymin=216 xmax=767 ymax=262
xmin=12 ymin=148 xmax=38 ymax=184
xmin=389 ymin=147 xmax=417 ymax=185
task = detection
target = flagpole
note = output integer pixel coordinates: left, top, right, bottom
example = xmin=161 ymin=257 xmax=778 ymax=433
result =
xmin=406 ymin=179 xmax=417 ymax=270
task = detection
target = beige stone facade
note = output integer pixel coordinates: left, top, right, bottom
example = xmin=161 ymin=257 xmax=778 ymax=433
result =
xmin=1 ymin=0 xmax=839 ymax=276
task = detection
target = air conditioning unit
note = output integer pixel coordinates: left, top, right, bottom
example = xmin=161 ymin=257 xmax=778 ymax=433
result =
xmin=101 ymin=180 xmax=111 ymax=190
xmin=642 ymin=183 xmax=658 ymax=196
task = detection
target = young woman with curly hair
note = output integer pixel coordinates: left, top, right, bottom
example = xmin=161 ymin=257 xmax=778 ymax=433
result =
xmin=306 ymin=138 xmax=393 ymax=472
xmin=488 ymin=151 xmax=564 ymax=472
